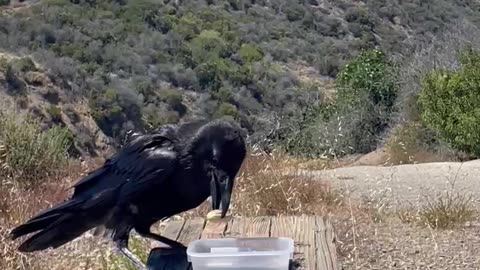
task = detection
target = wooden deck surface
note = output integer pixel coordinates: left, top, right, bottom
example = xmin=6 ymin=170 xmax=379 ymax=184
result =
xmin=146 ymin=215 xmax=338 ymax=270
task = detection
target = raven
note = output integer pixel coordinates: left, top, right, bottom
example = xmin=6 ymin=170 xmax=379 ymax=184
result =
xmin=10 ymin=119 xmax=247 ymax=269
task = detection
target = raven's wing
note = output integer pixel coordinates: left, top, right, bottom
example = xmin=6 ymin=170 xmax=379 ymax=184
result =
xmin=10 ymin=133 xmax=180 ymax=251
xmin=72 ymin=133 xmax=178 ymax=198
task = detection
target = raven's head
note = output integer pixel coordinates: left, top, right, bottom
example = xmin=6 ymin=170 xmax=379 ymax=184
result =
xmin=190 ymin=119 xmax=247 ymax=218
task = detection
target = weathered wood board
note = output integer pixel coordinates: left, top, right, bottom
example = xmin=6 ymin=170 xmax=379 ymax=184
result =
xmin=146 ymin=215 xmax=338 ymax=270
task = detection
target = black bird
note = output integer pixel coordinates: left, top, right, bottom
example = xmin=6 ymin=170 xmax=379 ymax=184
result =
xmin=10 ymin=119 xmax=247 ymax=269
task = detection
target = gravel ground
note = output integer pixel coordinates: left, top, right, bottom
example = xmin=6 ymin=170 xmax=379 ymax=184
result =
xmin=337 ymin=219 xmax=480 ymax=270
xmin=305 ymin=160 xmax=480 ymax=208
xmin=303 ymin=160 xmax=480 ymax=270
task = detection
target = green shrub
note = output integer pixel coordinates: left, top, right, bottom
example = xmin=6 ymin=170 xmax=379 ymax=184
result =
xmin=190 ymin=30 xmax=228 ymax=65
xmin=0 ymin=112 xmax=72 ymax=185
xmin=285 ymin=4 xmax=305 ymax=22
xmin=215 ymin=102 xmax=238 ymax=118
xmin=336 ymin=49 xmax=397 ymax=111
xmin=159 ymin=88 xmax=186 ymax=115
xmin=194 ymin=58 xmax=232 ymax=91
xmin=173 ymin=13 xmax=202 ymax=40
xmin=418 ymin=47 xmax=480 ymax=156
xmin=275 ymin=49 xmax=399 ymax=158
xmin=5 ymin=64 xmax=27 ymax=96
xmin=0 ymin=57 xmax=8 ymax=72
xmin=318 ymin=48 xmax=399 ymax=156
xmin=238 ymin=43 xmax=263 ymax=63
xmin=89 ymin=87 xmax=143 ymax=141
xmin=0 ymin=0 xmax=10 ymax=7
xmin=46 ymin=105 xmax=62 ymax=123
xmin=11 ymin=57 xmax=37 ymax=73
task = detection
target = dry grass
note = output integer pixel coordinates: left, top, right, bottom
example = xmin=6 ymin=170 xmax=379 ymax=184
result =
xmin=230 ymin=147 xmax=343 ymax=217
xmin=418 ymin=191 xmax=476 ymax=230
xmin=395 ymin=190 xmax=476 ymax=230
xmin=384 ymin=122 xmax=455 ymax=165
xmin=0 ymin=158 xmax=106 ymax=270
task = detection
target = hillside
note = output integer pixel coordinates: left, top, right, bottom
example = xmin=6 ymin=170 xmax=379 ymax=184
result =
xmin=1 ymin=0 xmax=480 ymax=157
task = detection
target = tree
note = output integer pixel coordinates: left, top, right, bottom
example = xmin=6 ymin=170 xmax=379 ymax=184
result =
xmin=418 ymin=47 xmax=480 ymax=156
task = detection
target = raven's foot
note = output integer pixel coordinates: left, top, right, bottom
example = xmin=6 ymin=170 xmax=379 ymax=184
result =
xmin=115 ymin=240 xmax=147 ymax=270
xmin=135 ymin=228 xmax=186 ymax=249
xmin=146 ymin=246 xmax=188 ymax=270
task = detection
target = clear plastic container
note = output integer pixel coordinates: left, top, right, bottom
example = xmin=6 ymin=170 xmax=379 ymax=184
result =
xmin=187 ymin=237 xmax=294 ymax=270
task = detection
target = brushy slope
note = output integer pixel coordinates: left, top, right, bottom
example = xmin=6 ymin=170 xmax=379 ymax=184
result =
xmin=2 ymin=0 xmax=480 ymax=152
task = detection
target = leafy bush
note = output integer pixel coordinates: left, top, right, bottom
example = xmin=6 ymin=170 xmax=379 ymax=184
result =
xmin=46 ymin=105 xmax=62 ymax=123
xmin=215 ymin=102 xmax=238 ymax=118
xmin=336 ymin=49 xmax=397 ymax=111
xmin=331 ymin=49 xmax=397 ymax=153
xmin=277 ymin=49 xmax=399 ymax=158
xmin=90 ymin=86 xmax=143 ymax=142
xmin=10 ymin=57 xmax=37 ymax=73
xmin=238 ymin=43 xmax=263 ymax=63
xmin=0 ymin=57 xmax=8 ymax=72
xmin=284 ymin=4 xmax=305 ymax=22
xmin=158 ymin=88 xmax=186 ymax=115
xmin=5 ymin=64 xmax=27 ymax=96
xmin=190 ymin=30 xmax=228 ymax=65
xmin=0 ymin=112 xmax=72 ymax=185
xmin=418 ymin=47 xmax=480 ymax=156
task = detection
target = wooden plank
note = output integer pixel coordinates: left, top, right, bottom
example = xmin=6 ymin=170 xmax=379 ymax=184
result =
xmin=161 ymin=220 xmax=185 ymax=240
xmin=177 ymin=218 xmax=205 ymax=270
xmin=297 ymin=215 xmax=317 ymax=270
xmin=244 ymin=216 xmax=271 ymax=237
xmin=177 ymin=218 xmax=206 ymax=245
xmin=151 ymin=219 xmax=185 ymax=249
xmin=224 ymin=216 xmax=244 ymax=238
xmin=315 ymin=216 xmax=338 ymax=270
xmin=271 ymin=216 xmax=302 ymax=270
xmin=270 ymin=216 xmax=294 ymax=238
xmin=201 ymin=217 xmax=230 ymax=239
xmin=223 ymin=216 xmax=271 ymax=238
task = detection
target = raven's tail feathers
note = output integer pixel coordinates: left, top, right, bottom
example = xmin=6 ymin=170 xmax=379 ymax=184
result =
xmin=9 ymin=199 xmax=83 ymax=240
xmin=11 ymin=185 xmax=119 ymax=252
xmin=10 ymin=213 xmax=63 ymax=241
xmin=17 ymin=214 xmax=93 ymax=252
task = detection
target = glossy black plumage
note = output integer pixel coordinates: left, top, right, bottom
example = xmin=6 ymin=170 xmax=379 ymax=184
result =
xmin=10 ymin=119 xmax=247 ymax=269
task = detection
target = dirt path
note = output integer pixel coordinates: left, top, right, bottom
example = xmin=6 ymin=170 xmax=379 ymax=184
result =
xmin=304 ymin=160 xmax=480 ymax=207
xmin=303 ymin=160 xmax=480 ymax=269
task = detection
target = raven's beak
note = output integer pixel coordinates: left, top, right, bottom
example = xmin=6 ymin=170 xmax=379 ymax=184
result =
xmin=210 ymin=173 xmax=220 ymax=210
xmin=220 ymin=175 xmax=233 ymax=218
xmin=210 ymin=169 xmax=233 ymax=218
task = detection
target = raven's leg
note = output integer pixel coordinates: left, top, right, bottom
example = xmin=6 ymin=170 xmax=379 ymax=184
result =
xmin=134 ymin=225 xmax=185 ymax=248
xmin=115 ymin=238 xmax=146 ymax=270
